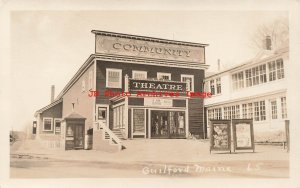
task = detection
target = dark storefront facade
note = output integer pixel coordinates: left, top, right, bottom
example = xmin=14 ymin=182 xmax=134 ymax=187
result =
xmin=34 ymin=30 xmax=209 ymax=151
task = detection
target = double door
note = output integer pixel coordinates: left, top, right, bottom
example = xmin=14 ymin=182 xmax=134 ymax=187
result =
xmin=66 ymin=124 xmax=85 ymax=150
xmin=151 ymin=110 xmax=186 ymax=139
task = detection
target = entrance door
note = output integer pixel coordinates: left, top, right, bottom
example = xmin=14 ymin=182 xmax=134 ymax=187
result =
xmin=96 ymin=105 xmax=108 ymax=128
xmin=151 ymin=110 xmax=186 ymax=139
xmin=74 ymin=125 xmax=84 ymax=149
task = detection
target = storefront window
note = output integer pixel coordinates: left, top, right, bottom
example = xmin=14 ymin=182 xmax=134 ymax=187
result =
xmin=113 ymin=105 xmax=125 ymax=129
xmin=151 ymin=111 xmax=185 ymax=138
xmin=132 ymin=109 xmax=145 ymax=136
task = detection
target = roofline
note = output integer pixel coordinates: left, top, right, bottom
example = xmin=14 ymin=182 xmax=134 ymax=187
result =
xmin=55 ymin=54 xmax=95 ymax=100
xmin=204 ymin=89 xmax=287 ymax=108
xmin=205 ymin=47 xmax=289 ymax=80
xmin=34 ymin=98 xmax=63 ymax=117
xmin=91 ymin=30 xmax=209 ymax=48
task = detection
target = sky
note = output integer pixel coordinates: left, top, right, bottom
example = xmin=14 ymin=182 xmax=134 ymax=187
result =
xmin=9 ymin=10 xmax=288 ymax=131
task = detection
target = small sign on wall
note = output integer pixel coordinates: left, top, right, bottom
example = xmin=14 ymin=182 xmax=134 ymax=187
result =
xmin=209 ymin=120 xmax=231 ymax=154
xmin=232 ymin=119 xmax=255 ymax=152
xmin=144 ymin=98 xmax=173 ymax=107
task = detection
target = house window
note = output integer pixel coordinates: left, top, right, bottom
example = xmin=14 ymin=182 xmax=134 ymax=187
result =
xmin=214 ymin=108 xmax=222 ymax=119
xmin=54 ymin=119 xmax=61 ymax=134
xmin=245 ymin=69 xmax=252 ymax=87
xmin=248 ymin=103 xmax=253 ymax=119
xmin=260 ymin=101 xmax=266 ymax=121
xmin=242 ymin=104 xmax=247 ymax=119
xmin=43 ymin=118 xmax=53 ymax=131
xmin=268 ymin=61 xmax=276 ymax=81
xmin=276 ymin=59 xmax=284 ymax=79
xmin=88 ymin=70 xmax=93 ymax=89
xmin=259 ymin=64 xmax=267 ymax=83
xmin=281 ymin=97 xmax=287 ymax=118
xmin=106 ymin=68 xmax=122 ymax=88
xmin=216 ymin=77 xmax=221 ymax=94
xmin=228 ymin=106 xmax=232 ymax=119
xmin=232 ymin=71 xmax=244 ymax=90
xmin=224 ymin=107 xmax=228 ymax=119
xmin=231 ymin=106 xmax=236 ymax=119
xmin=210 ymin=80 xmax=215 ymax=95
xmin=181 ymin=74 xmax=194 ymax=92
xmin=208 ymin=109 xmax=214 ymax=120
xmin=81 ymin=80 xmax=86 ymax=92
xmin=235 ymin=105 xmax=240 ymax=119
xmin=270 ymin=100 xmax=277 ymax=119
xmin=132 ymin=70 xmax=147 ymax=79
xmin=252 ymin=66 xmax=260 ymax=85
xmin=157 ymin=72 xmax=171 ymax=80
xmin=254 ymin=102 xmax=260 ymax=121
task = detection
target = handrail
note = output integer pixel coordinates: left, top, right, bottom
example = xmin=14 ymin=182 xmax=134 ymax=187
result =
xmin=94 ymin=122 xmax=122 ymax=145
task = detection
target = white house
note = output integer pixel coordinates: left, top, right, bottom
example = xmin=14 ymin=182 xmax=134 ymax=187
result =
xmin=204 ymin=45 xmax=288 ymax=142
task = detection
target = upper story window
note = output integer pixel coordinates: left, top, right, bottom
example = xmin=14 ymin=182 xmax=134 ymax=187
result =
xmin=132 ymin=70 xmax=147 ymax=79
xmin=216 ymin=77 xmax=221 ymax=94
xmin=157 ymin=72 xmax=171 ymax=80
xmin=232 ymin=71 xmax=244 ymax=90
xmin=268 ymin=58 xmax=284 ymax=82
xmin=245 ymin=64 xmax=267 ymax=88
xmin=245 ymin=69 xmax=252 ymax=87
xmin=276 ymin=59 xmax=285 ymax=79
xmin=252 ymin=66 xmax=260 ymax=85
xmin=268 ymin=61 xmax=276 ymax=81
xmin=43 ymin=117 xmax=53 ymax=132
xmin=181 ymin=74 xmax=194 ymax=92
xmin=210 ymin=80 xmax=215 ymax=95
xmin=106 ymin=68 xmax=122 ymax=88
xmin=259 ymin=64 xmax=267 ymax=83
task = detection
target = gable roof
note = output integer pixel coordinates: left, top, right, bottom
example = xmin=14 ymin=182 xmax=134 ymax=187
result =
xmin=34 ymin=98 xmax=63 ymax=117
xmin=205 ymin=47 xmax=289 ymax=80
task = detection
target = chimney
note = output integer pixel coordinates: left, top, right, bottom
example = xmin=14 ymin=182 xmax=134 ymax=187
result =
xmin=264 ymin=36 xmax=272 ymax=50
xmin=217 ymin=59 xmax=221 ymax=72
xmin=50 ymin=85 xmax=55 ymax=103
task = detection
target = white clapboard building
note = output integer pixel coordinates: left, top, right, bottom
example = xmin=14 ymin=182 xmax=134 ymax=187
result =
xmin=204 ymin=41 xmax=288 ymax=142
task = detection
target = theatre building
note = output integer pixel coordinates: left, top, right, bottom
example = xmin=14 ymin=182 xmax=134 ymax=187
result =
xmin=34 ymin=30 xmax=209 ymax=151
xmin=204 ymin=40 xmax=289 ymax=142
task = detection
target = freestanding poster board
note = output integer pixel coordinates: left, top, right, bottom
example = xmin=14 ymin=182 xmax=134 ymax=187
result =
xmin=209 ymin=120 xmax=231 ymax=154
xmin=232 ymin=119 xmax=255 ymax=153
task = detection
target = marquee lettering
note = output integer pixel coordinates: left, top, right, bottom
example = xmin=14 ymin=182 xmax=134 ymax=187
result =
xmin=130 ymin=80 xmax=186 ymax=92
xmin=112 ymin=42 xmax=191 ymax=58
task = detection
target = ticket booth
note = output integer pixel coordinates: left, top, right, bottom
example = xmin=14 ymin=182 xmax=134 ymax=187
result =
xmin=63 ymin=112 xmax=86 ymax=150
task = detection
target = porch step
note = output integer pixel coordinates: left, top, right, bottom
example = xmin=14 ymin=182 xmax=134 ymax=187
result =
xmin=112 ymin=129 xmax=126 ymax=140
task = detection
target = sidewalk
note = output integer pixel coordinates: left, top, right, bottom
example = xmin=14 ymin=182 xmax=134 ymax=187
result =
xmin=10 ymin=139 xmax=289 ymax=163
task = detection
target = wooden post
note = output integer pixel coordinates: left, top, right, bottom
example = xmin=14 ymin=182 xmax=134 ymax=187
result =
xmin=125 ymin=74 xmax=129 ymax=92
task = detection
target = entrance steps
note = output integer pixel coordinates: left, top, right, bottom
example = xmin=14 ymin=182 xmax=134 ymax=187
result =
xmin=112 ymin=129 xmax=126 ymax=140
xmin=93 ymin=122 xmax=124 ymax=152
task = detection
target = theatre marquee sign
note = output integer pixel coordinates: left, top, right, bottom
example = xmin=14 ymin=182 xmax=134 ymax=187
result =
xmin=95 ymin=35 xmax=205 ymax=63
xmin=129 ymin=79 xmax=186 ymax=92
